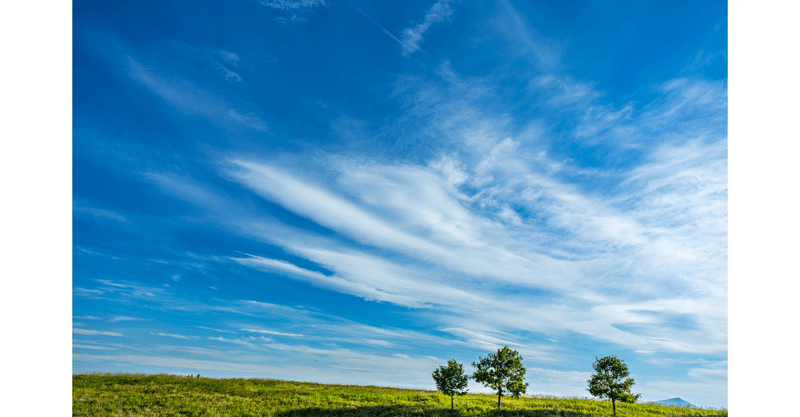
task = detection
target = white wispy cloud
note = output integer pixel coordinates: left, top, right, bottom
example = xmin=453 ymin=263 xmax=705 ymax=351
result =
xmin=226 ymin=159 xmax=583 ymax=292
xmin=74 ymin=315 xmax=102 ymax=320
xmin=196 ymin=326 xmax=236 ymax=333
xmin=439 ymin=327 xmax=527 ymax=354
xmin=208 ymin=336 xmax=258 ymax=348
xmin=109 ymin=316 xmax=141 ymax=323
xmin=230 ymin=253 xmax=431 ymax=308
xmin=73 ymin=329 xmax=125 ymax=337
xmin=687 ymin=360 xmax=727 ymax=380
xmin=240 ymin=328 xmax=303 ymax=337
xmin=363 ymin=339 xmax=394 ymax=347
xmin=226 ymin=161 xmax=446 ymax=255
xmin=217 ymin=64 xmax=243 ymax=83
xmin=275 ymin=15 xmax=306 ymax=24
xmin=582 ymin=299 xmax=726 ymax=354
xmin=125 ymin=55 xmax=268 ymax=132
xmin=154 ymin=345 xmax=228 ymax=357
xmin=218 ymin=50 xmax=241 ymax=66
xmin=229 ymin=110 xmax=268 ymax=131
xmin=147 ymin=135 xmax=724 ymax=356
xmin=73 ymin=344 xmax=119 ymax=351
xmin=74 ymin=287 xmax=104 ymax=296
xmin=260 ymin=0 xmax=325 ymax=10
xmin=355 ymin=7 xmax=403 ymax=47
xmin=73 ymin=205 xmax=130 ymax=223
xmin=95 ymin=279 xmax=160 ymax=298
xmin=400 ymin=0 xmax=454 ymax=56
xmin=530 ymin=74 xmax=603 ymax=108
xmin=492 ymin=0 xmax=563 ymax=69
xmin=151 ymin=332 xmax=197 ymax=340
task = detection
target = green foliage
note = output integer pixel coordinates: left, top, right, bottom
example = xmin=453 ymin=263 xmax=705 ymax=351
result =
xmin=472 ymin=346 xmax=528 ymax=410
xmin=73 ymin=373 xmax=727 ymax=416
xmin=432 ymin=359 xmax=469 ymax=410
xmin=587 ymin=356 xmax=640 ymax=415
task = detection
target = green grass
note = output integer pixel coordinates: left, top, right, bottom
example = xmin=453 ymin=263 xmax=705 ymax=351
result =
xmin=73 ymin=373 xmax=727 ymax=417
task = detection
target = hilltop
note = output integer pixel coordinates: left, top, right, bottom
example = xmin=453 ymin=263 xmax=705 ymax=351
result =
xmin=73 ymin=373 xmax=726 ymax=416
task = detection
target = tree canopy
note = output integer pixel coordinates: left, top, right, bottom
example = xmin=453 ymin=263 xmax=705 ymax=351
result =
xmin=432 ymin=359 xmax=469 ymax=410
xmin=472 ymin=346 xmax=528 ymax=410
xmin=587 ymin=355 xmax=641 ymax=416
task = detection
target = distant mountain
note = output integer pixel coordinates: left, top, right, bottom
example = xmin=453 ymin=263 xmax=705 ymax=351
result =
xmin=652 ymin=398 xmax=696 ymax=408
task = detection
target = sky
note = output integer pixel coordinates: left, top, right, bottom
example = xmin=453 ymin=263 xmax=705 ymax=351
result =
xmin=67 ymin=0 xmax=731 ymax=409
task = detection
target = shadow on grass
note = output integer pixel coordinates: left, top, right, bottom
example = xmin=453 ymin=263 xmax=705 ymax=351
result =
xmin=274 ymin=405 xmax=593 ymax=417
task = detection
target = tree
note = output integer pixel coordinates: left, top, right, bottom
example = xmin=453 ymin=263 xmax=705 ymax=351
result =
xmin=472 ymin=346 xmax=528 ymax=410
xmin=432 ymin=359 xmax=469 ymax=410
xmin=587 ymin=355 xmax=641 ymax=416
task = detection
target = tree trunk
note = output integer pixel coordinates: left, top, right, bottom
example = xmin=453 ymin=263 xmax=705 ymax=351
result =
xmin=612 ymin=399 xmax=616 ymax=416
xmin=451 ymin=394 xmax=454 ymax=410
xmin=497 ymin=388 xmax=502 ymax=410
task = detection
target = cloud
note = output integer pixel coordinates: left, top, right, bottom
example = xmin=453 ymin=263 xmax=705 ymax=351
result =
xmin=226 ymin=159 xmax=582 ymax=292
xmin=217 ymin=65 xmax=243 ymax=83
xmin=73 ymin=329 xmax=125 ymax=337
xmin=275 ymin=14 xmax=307 ymax=25
xmin=218 ymin=50 xmax=241 ymax=66
xmin=240 ymin=328 xmax=303 ymax=337
xmin=363 ymin=339 xmax=394 ymax=347
xmin=492 ymin=0 xmax=563 ymax=69
xmin=109 ymin=316 xmax=141 ymax=323
xmin=531 ymin=75 xmax=603 ymax=108
xmin=94 ymin=279 xmax=161 ymax=299
xmin=140 ymin=136 xmax=725 ymax=356
xmin=74 ymin=287 xmax=104 ymax=296
xmin=581 ymin=300 xmax=726 ymax=354
xmin=260 ymin=0 xmax=325 ymax=10
xmin=208 ymin=336 xmax=258 ymax=348
xmin=230 ymin=253 xmax=430 ymax=308
xmin=73 ymin=205 xmax=129 ymax=223
xmin=229 ymin=110 xmax=268 ymax=131
xmin=125 ymin=55 xmax=268 ymax=132
xmin=196 ymin=326 xmax=236 ymax=334
xmin=151 ymin=332 xmax=197 ymax=340
xmin=400 ymin=0 xmax=454 ymax=56
xmin=154 ymin=345 xmax=229 ymax=357
xmin=73 ymin=344 xmax=119 ymax=351
xmin=355 ymin=7 xmax=403 ymax=47
xmin=687 ymin=360 xmax=727 ymax=380
xmin=440 ymin=327 xmax=524 ymax=351
xmin=226 ymin=160 xmax=439 ymax=254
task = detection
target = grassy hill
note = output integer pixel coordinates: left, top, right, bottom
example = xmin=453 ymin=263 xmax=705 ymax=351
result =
xmin=73 ymin=373 xmax=727 ymax=417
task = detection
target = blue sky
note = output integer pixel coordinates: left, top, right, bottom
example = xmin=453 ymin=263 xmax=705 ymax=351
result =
xmin=70 ymin=0 xmax=728 ymax=408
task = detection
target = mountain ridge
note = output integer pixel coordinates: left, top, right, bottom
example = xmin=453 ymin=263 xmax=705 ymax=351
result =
xmin=651 ymin=397 xmax=696 ymax=408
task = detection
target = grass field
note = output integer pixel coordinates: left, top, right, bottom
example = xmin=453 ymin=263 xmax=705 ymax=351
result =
xmin=73 ymin=373 xmax=727 ymax=417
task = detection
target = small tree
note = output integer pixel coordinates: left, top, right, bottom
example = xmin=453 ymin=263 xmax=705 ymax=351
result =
xmin=472 ymin=346 xmax=528 ymax=410
xmin=587 ymin=355 xmax=641 ymax=416
xmin=432 ymin=359 xmax=469 ymax=410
